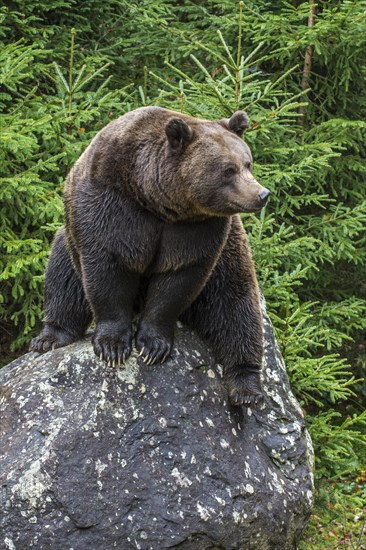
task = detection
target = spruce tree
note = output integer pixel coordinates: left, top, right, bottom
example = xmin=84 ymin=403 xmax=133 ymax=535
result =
xmin=1 ymin=1 xmax=365 ymax=546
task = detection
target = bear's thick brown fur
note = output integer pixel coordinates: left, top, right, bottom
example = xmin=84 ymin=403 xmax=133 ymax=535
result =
xmin=30 ymin=106 xmax=270 ymax=406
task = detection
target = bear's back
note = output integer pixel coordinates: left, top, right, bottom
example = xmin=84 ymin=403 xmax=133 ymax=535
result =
xmin=66 ymin=107 xmax=194 ymax=192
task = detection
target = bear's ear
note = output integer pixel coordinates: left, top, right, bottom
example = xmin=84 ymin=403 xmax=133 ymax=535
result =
xmin=227 ymin=111 xmax=249 ymax=136
xmin=165 ymin=118 xmax=193 ymax=150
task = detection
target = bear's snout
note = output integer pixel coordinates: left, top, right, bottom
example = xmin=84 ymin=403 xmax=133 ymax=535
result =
xmin=258 ymin=188 xmax=270 ymax=205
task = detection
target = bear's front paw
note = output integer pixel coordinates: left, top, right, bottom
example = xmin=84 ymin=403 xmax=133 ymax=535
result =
xmin=226 ymin=370 xmax=264 ymax=408
xmin=92 ymin=321 xmax=133 ymax=366
xmin=30 ymin=325 xmax=75 ymax=353
xmin=135 ymin=322 xmax=173 ymax=365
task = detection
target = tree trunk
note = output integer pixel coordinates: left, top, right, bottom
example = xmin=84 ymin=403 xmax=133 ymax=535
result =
xmin=299 ymin=0 xmax=316 ymax=121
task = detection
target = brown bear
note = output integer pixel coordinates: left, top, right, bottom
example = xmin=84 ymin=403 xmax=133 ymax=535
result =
xmin=30 ymin=106 xmax=270 ymax=406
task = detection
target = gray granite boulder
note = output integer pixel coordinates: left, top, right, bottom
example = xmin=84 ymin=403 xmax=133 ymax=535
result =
xmin=0 ymin=299 xmax=314 ymax=550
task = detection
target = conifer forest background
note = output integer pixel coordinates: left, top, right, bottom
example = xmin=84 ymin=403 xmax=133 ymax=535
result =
xmin=1 ymin=1 xmax=366 ymax=547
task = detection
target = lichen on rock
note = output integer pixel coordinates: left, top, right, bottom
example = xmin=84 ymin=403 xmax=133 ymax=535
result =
xmin=0 ymin=298 xmax=313 ymax=550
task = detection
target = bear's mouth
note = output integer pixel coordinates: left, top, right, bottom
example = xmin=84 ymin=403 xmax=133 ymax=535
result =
xmin=228 ymin=202 xmax=264 ymax=214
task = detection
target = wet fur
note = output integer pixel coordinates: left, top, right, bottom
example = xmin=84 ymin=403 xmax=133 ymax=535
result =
xmin=31 ymin=107 xmax=265 ymax=406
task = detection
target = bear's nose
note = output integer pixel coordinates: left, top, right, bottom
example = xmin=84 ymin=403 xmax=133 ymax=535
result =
xmin=258 ymin=189 xmax=270 ymax=205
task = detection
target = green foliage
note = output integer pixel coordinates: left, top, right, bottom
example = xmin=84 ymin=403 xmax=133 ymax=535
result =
xmin=0 ymin=29 xmax=129 ymax=349
xmin=1 ymin=0 xmax=366 ymax=546
xmin=299 ymin=475 xmax=366 ymax=549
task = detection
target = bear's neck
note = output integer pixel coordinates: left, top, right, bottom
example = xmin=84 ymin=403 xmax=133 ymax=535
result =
xmin=124 ymin=143 xmax=206 ymax=223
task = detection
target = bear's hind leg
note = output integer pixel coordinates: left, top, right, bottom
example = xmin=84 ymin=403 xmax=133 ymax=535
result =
xmin=30 ymin=228 xmax=92 ymax=353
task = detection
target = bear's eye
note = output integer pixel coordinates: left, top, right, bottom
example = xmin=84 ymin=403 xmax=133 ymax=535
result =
xmin=246 ymin=162 xmax=252 ymax=172
xmin=223 ymin=166 xmax=238 ymax=178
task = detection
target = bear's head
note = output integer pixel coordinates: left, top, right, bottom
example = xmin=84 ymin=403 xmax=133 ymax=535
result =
xmin=164 ymin=111 xmax=270 ymax=219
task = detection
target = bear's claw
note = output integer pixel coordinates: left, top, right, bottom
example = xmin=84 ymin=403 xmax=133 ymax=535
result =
xmin=229 ymin=390 xmax=264 ymax=408
xmin=226 ymin=370 xmax=264 ymax=408
xmin=30 ymin=325 xmax=75 ymax=353
xmin=135 ymin=323 xmax=173 ymax=366
xmin=92 ymin=321 xmax=133 ymax=367
xmin=94 ymin=340 xmax=132 ymax=366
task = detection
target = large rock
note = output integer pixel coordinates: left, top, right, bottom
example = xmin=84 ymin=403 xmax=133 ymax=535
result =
xmin=0 ymin=299 xmax=314 ymax=550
